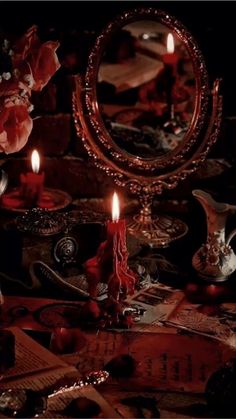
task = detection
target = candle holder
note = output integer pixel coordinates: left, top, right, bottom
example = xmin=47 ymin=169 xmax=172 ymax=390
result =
xmin=1 ymin=150 xmax=72 ymax=213
xmin=16 ymin=208 xmax=67 ymax=237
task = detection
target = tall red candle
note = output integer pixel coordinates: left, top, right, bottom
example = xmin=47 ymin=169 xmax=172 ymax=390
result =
xmin=83 ymin=192 xmax=136 ymax=325
xmin=95 ymin=192 xmax=127 ymax=287
xmin=107 ymin=191 xmax=125 ymax=239
xmin=20 ymin=149 xmax=45 ymax=207
xmin=106 ymin=192 xmax=136 ymax=301
xmin=163 ymin=33 xmax=178 ymax=74
xmin=162 ymin=33 xmax=178 ymax=119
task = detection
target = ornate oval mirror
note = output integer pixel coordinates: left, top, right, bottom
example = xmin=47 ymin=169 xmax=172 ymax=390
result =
xmin=73 ymin=8 xmax=222 ymax=247
xmin=98 ymin=19 xmax=197 ymax=162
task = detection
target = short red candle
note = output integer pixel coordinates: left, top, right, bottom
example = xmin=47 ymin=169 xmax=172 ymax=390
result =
xmin=162 ymin=33 xmax=179 ymax=119
xmin=162 ymin=33 xmax=178 ymax=74
xmin=20 ymin=149 xmax=45 ymax=207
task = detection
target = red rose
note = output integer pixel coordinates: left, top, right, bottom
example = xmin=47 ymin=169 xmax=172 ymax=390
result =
xmin=13 ymin=26 xmax=61 ymax=92
xmin=0 ymin=26 xmax=60 ymax=154
xmin=0 ymin=100 xmax=33 ymax=154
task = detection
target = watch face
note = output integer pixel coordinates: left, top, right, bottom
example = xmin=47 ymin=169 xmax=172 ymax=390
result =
xmin=53 ymin=236 xmax=79 ymax=266
xmin=0 ymin=389 xmax=27 ymax=412
xmin=0 ymin=389 xmax=47 ymax=418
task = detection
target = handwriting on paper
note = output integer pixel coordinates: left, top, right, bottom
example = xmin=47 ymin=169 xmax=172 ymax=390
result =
xmin=75 ymin=331 xmax=236 ymax=393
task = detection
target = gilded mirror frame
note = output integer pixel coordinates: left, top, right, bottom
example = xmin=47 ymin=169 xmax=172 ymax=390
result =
xmin=82 ymin=8 xmax=210 ymax=175
xmin=73 ymin=7 xmax=222 ymax=246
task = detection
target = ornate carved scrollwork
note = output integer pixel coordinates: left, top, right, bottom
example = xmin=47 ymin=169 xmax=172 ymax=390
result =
xmin=73 ymin=78 xmax=222 ymax=198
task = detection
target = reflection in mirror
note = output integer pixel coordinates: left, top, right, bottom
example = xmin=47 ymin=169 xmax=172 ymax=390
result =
xmin=97 ymin=20 xmax=195 ymax=159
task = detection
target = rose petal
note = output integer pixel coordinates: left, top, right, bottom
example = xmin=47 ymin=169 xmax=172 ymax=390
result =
xmin=0 ymin=79 xmax=20 ymax=98
xmin=0 ymin=103 xmax=33 ymax=154
xmin=28 ymin=41 xmax=61 ymax=91
xmin=13 ymin=25 xmax=39 ymax=67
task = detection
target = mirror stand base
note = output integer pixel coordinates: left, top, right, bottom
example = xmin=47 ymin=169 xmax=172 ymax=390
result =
xmin=127 ymin=214 xmax=188 ymax=248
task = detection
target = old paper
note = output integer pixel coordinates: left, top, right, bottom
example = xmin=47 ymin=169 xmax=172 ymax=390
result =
xmin=0 ymin=327 xmax=74 ymax=390
xmin=122 ymin=284 xmax=184 ymax=332
xmin=166 ymin=298 xmax=236 ymax=346
xmin=0 ymin=327 xmax=120 ymax=418
xmin=98 ymin=53 xmax=163 ymax=92
xmin=67 ymin=330 xmax=236 ymax=393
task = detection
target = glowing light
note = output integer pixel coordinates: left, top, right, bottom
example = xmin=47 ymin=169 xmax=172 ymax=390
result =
xmin=112 ymin=192 xmax=120 ymax=222
xmin=31 ymin=150 xmax=40 ymax=174
xmin=167 ymin=33 xmax=175 ymax=53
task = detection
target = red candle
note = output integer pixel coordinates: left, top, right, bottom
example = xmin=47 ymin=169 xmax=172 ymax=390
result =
xmin=107 ymin=192 xmax=125 ymax=238
xmin=83 ymin=192 xmax=136 ymax=324
xmin=163 ymin=33 xmax=178 ymax=74
xmin=162 ymin=33 xmax=179 ymax=119
xmin=106 ymin=192 xmax=136 ymax=300
xmin=20 ymin=149 xmax=45 ymax=207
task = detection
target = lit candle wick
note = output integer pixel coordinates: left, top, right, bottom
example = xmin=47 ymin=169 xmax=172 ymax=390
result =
xmin=112 ymin=192 xmax=120 ymax=222
xmin=31 ymin=149 xmax=40 ymax=174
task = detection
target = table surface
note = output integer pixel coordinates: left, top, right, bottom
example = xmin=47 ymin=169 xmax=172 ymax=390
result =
xmin=0 ymin=295 xmax=210 ymax=418
xmin=1 ymin=178 xmax=236 ymax=418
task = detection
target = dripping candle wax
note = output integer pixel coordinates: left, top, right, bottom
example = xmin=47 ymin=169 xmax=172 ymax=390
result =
xmin=163 ymin=33 xmax=178 ymax=119
xmin=106 ymin=192 xmax=135 ymax=301
xmin=82 ymin=192 xmax=136 ymax=321
xmin=20 ymin=149 xmax=45 ymax=207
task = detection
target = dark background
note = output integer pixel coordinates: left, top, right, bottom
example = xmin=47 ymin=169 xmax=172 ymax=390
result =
xmin=0 ymin=1 xmax=236 ymax=115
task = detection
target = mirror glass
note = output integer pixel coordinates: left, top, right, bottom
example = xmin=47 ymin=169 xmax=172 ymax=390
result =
xmin=97 ymin=20 xmax=196 ymax=159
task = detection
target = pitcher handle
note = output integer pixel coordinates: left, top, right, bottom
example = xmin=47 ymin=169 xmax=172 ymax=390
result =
xmin=226 ymin=229 xmax=236 ymax=246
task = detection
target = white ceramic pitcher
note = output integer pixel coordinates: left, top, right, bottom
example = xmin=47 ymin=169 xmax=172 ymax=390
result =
xmin=192 ymin=189 xmax=236 ymax=281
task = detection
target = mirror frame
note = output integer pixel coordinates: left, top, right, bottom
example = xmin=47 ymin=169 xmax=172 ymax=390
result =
xmin=73 ymin=7 xmax=222 ymax=196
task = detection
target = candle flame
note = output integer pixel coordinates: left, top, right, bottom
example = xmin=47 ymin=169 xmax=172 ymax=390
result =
xmin=112 ymin=192 xmax=120 ymax=222
xmin=31 ymin=150 xmax=40 ymax=174
xmin=167 ymin=33 xmax=174 ymax=53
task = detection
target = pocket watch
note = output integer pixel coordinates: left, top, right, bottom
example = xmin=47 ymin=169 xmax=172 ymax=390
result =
xmin=0 ymin=389 xmax=47 ymax=418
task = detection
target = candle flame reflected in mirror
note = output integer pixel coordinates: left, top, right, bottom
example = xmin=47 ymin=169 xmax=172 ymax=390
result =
xmin=167 ymin=33 xmax=174 ymax=53
xmin=112 ymin=192 xmax=120 ymax=222
xmin=31 ymin=150 xmax=40 ymax=174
